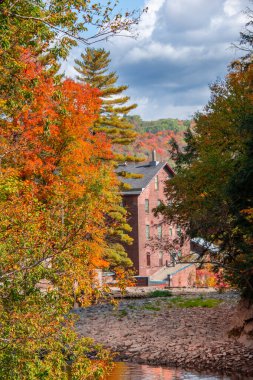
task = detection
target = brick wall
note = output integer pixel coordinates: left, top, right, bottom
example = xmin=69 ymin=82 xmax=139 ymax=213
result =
xmin=138 ymin=166 xmax=171 ymax=276
xmin=170 ymin=265 xmax=196 ymax=287
xmin=123 ymin=164 xmax=191 ymax=278
xmin=140 ymin=166 xmax=191 ymax=276
xmin=123 ymin=195 xmax=140 ymax=273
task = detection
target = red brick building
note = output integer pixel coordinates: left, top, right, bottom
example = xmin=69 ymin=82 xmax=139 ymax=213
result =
xmin=116 ymin=152 xmax=196 ymax=287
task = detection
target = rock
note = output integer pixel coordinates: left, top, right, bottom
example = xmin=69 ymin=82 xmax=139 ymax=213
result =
xmin=76 ymin=292 xmax=253 ymax=377
xmin=229 ymin=299 xmax=253 ymax=348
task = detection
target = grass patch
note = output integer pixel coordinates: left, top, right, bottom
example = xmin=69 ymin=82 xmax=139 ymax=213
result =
xmin=117 ymin=309 xmax=128 ymax=318
xmin=127 ymin=304 xmax=137 ymax=310
xmin=168 ymin=297 xmax=222 ymax=308
xmin=142 ymin=303 xmax=161 ymax=311
xmin=147 ymin=290 xmax=172 ymax=298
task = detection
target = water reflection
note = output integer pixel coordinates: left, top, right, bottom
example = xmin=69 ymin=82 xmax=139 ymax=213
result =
xmin=106 ymin=363 xmax=230 ymax=380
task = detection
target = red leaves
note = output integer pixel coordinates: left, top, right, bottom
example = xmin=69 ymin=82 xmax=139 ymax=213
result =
xmin=117 ymin=128 xmax=184 ymax=162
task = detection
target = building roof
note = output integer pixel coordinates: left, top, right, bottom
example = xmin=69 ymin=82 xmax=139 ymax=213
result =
xmin=191 ymin=237 xmax=219 ymax=253
xmin=116 ymin=161 xmax=174 ymax=195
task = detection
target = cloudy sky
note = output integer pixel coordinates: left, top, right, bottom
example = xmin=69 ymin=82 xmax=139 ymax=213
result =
xmin=63 ymin=0 xmax=249 ymax=120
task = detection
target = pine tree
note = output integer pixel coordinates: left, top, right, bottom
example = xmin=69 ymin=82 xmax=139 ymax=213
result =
xmin=74 ymin=48 xmax=141 ymax=271
xmin=74 ymin=48 xmax=138 ymax=148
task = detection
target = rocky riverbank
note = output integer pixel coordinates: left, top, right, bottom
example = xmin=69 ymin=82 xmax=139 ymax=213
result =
xmin=75 ymin=291 xmax=253 ymax=377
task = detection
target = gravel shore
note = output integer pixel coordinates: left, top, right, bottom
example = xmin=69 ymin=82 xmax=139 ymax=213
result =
xmin=75 ymin=292 xmax=253 ymax=377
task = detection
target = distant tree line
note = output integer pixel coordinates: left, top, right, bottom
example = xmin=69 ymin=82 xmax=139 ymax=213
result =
xmin=127 ymin=115 xmax=190 ymax=134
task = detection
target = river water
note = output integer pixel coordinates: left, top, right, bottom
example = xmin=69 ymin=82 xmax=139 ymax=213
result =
xmin=106 ymin=362 xmax=235 ymax=380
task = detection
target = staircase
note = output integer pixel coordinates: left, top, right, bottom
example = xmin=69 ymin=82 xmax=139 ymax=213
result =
xmin=150 ymin=262 xmax=194 ymax=282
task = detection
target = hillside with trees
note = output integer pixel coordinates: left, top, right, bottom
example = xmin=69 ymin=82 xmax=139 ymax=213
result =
xmin=115 ymin=115 xmax=191 ymax=163
xmin=128 ymin=115 xmax=190 ymax=134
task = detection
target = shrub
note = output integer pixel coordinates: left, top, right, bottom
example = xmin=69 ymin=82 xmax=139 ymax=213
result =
xmin=147 ymin=290 xmax=172 ymax=298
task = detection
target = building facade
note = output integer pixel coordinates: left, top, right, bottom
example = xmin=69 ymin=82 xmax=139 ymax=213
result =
xmin=117 ymin=153 xmax=196 ymax=286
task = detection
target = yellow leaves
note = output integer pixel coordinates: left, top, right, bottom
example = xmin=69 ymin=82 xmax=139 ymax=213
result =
xmin=0 ymin=3 xmax=143 ymax=376
xmin=0 ymin=48 xmax=134 ymax=379
xmin=118 ymin=171 xmax=143 ymax=179
xmin=121 ymin=183 xmax=131 ymax=190
xmin=0 ymin=98 xmax=6 ymax=110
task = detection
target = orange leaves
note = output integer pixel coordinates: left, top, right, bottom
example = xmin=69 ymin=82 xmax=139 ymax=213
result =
xmin=61 ymin=79 xmax=101 ymax=137
xmin=0 ymin=52 xmax=135 ymax=341
xmin=1 ymin=51 xmax=112 ymax=199
xmin=0 ymin=49 xmax=122 ymax=294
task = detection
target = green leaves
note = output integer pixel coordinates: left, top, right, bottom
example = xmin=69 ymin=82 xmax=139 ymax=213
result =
xmin=74 ymin=48 xmax=137 ymax=147
xmin=159 ymin=60 xmax=253 ymax=299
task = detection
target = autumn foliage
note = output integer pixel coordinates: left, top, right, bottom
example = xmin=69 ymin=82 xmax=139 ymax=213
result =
xmin=0 ymin=50 xmax=129 ymax=378
xmin=158 ymin=60 xmax=253 ymax=299
xmin=0 ymin=0 xmax=143 ymax=377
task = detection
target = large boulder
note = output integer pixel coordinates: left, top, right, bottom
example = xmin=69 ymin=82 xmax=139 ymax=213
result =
xmin=229 ymin=298 xmax=253 ymax=348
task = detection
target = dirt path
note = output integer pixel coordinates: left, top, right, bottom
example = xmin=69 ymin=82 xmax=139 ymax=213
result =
xmin=75 ymin=293 xmax=253 ymax=377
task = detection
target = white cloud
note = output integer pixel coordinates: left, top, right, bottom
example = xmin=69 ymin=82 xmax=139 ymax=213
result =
xmin=128 ymin=84 xmax=211 ymax=120
xmin=63 ymin=0 xmax=250 ymax=120
xmin=224 ymin=0 xmax=244 ymax=16
xmin=139 ymin=0 xmax=165 ymax=39
xmin=107 ymin=0 xmax=249 ymax=119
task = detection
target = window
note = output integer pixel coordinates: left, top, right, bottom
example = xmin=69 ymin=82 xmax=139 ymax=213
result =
xmin=169 ymin=228 xmax=173 ymax=236
xmin=157 ymin=224 xmax=162 ymax=239
xmin=154 ymin=175 xmax=159 ymax=190
xmin=159 ymin=251 xmax=163 ymax=267
xmin=147 ymin=252 xmax=151 ymax=267
xmin=178 ymin=250 xmax=182 ymax=258
xmin=176 ymin=226 xmax=182 ymax=237
xmin=157 ymin=199 xmax=161 ymax=207
xmin=145 ymin=224 xmax=150 ymax=240
xmin=145 ymin=199 xmax=149 ymax=213
xmin=170 ymin=252 xmax=176 ymax=266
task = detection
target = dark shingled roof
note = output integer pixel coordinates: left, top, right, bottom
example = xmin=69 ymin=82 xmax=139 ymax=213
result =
xmin=116 ymin=162 xmax=174 ymax=195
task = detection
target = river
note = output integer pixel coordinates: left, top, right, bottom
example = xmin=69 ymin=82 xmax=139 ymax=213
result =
xmin=105 ymin=362 xmax=240 ymax=380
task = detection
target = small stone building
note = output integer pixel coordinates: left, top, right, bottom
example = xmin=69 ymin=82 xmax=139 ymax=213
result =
xmin=116 ymin=152 xmax=196 ymax=287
